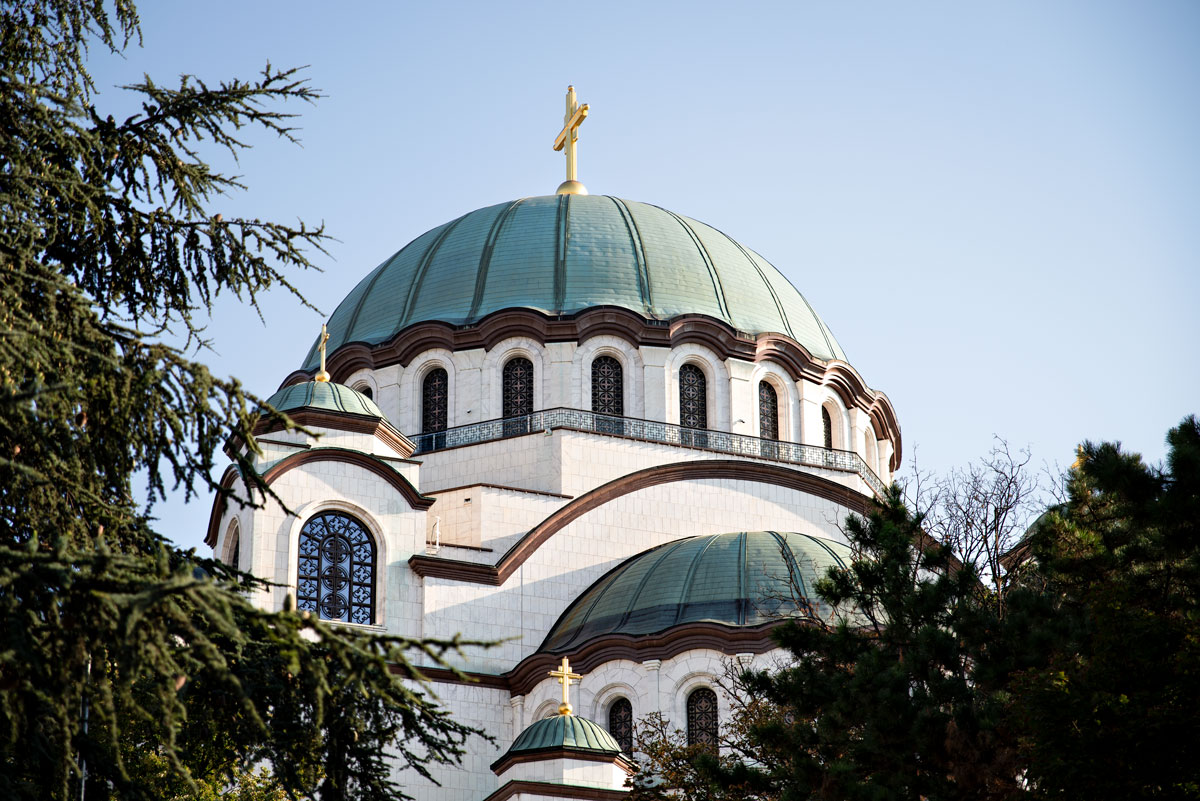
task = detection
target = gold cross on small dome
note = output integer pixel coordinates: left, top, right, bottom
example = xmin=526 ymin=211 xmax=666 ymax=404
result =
xmin=315 ymin=323 xmax=331 ymax=383
xmin=553 ymin=86 xmax=589 ymax=195
xmin=548 ymin=656 xmax=582 ymax=715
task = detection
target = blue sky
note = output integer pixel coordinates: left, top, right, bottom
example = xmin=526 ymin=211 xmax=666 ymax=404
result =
xmin=88 ymin=1 xmax=1200 ymax=553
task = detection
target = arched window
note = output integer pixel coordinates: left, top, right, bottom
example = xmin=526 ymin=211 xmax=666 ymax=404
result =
xmin=758 ymin=382 xmax=779 ymax=440
xmin=687 ymin=687 xmax=718 ymax=750
xmin=503 ymin=357 xmax=534 ymax=419
xmin=608 ymin=697 xmax=633 ymax=754
xmin=591 ymin=355 xmax=624 ymax=416
xmin=225 ymin=520 xmax=240 ymax=571
xmin=679 ymin=363 xmax=707 ymax=430
xmin=822 ymin=406 xmax=833 ymax=450
xmin=422 ymin=368 xmax=448 ymax=433
xmin=297 ymin=512 xmax=376 ymax=625
xmin=354 ymin=384 xmax=373 ymax=401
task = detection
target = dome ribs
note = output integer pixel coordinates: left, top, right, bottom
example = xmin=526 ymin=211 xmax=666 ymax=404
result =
xmin=609 ymin=197 xmax=654 ymax=316
xmin=659 ymin=207 xmax=732 ymax=323
xmin=468 ymin=198 xmax=525 ymax=322
xmin=397 ymin=213 xmax=471 ymax=331
xmin=726 ymin=235 xmax=795 ymax=339
xmin=553 ymin=194 xmax=569 ymax=312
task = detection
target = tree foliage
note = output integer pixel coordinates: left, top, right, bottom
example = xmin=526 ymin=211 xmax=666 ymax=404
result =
xmin=640 ymin=418 xmax=1200 ymax=800
xmin=1 ymin=3 xmax=481 ymax=799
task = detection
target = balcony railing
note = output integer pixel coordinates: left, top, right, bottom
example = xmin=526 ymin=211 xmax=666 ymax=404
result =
xmin=411 ymin=408 xmax=887 ymax=498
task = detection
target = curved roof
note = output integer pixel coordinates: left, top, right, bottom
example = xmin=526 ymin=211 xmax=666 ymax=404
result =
xmin=263 ymin=381 xmax=384 ymax=418
xmin=542 ymin=531 xmax=853 ymax=653
xmin=303 ymin=195 xmax=846 ymax=369
xmin=504 ymin=714 xmax=623 ymax=758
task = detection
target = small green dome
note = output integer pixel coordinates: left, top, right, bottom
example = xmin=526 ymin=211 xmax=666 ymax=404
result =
xmin=542 ymin=531 xmax=852 ymax=652
xmin=303 ymin=195 xmax=846 ymax=369
xmin=506 ymin=714 xmax=623 ymax=758
xmin=264 ymin=381 xmax=384 ymax=419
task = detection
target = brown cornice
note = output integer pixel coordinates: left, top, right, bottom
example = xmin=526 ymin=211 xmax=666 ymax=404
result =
xmin=262 ymin=448 xmax=434 ymax=511
xmin=506 ymin=621 xmax=786 ymax=696
xmin=204 ymin=465 xmax=244 ymax=548
xmin=427 ymin=483 xmax=574 ymax=500
xmin=491 ymin=749 xmax=636 ymax=777
xmin=254 ymin=408 xmax=416 ymax=459
xmin=408 ymin=459 xmax=873 ymax=586
xmin=483 ymin=779 xmax=629 ymax=801
xmin=276 ymin=306 xmax=901 ymax=470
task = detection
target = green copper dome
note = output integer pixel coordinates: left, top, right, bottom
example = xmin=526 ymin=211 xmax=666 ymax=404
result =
xmin=303 ymin=195 xmax=846 ymax=369
xmin=542 ymin=531 xmax=853 ymax=652
xmin=263 ymin=381 xmax=384 ymax=419
xmin=504 ymin=714 xmax=623 ymax=758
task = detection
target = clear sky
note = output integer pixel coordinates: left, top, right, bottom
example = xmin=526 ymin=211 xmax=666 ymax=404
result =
xmin=86 ymin=1 xmax=1200 ymax=553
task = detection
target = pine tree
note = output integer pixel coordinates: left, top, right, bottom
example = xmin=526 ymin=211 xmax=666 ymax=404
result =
xmin=1 ymin=3 xmax=482 ymax=799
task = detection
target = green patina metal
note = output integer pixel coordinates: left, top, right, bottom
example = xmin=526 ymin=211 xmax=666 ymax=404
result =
xmin=541 ymin=531 xmax=854 ymax=652
xmin=303 ymin=195 xmax=846 ymax=369
xmin=263 ymin=381 xmax=384 ymax=419
xmin=505 ymin=714 xmax=623 ymax=757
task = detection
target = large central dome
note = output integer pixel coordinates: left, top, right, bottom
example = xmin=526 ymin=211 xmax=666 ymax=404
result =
xmin=305 ymin=195 xmax=846 ymax=369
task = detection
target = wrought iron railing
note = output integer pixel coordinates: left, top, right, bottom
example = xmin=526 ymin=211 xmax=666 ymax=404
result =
xmin=411 ymin=408 xmax=887 ymax=498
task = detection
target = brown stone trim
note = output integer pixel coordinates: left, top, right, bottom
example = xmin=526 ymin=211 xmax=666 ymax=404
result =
xmin=427 ymin=483 xmax=574 ymax=500
xmin=395 ymin=664 xmax=510 ymax=689
xmin=254 ymin=409 xmax=416 ymax=459
xmin=483 ymin=779 xmax=629 ymax=801
xmin=506 ymin=622 xmax=786 ymax=696
xmin=408 ymin=460 xmax=873 ymax=586
xmin=204 ymin=465 xmax=243 ymax=548
xmin=256 ymin=438 xmax=311 ymax=450
xmin=262 ymin=448 xmax=434 ymax=510
xmin=491 ymin=749 xmax=636 ymax=777
xmin=276 ymin=307 xmax=900 ymax=469
xmin=434 ymin=542 xmax=494 ymax=553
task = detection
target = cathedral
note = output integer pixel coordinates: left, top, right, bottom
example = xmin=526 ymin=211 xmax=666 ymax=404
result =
xmin=205 ymin=88 xmax=900 ymax=801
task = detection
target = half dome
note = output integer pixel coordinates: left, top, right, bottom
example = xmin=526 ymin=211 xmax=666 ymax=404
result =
xmin=541 ymin=531 xmax=853 ymax=653
xmin=303 ymin=195 xmax=846 ymax=369
xmin=263 ymin=380 xmax=384 ymax=419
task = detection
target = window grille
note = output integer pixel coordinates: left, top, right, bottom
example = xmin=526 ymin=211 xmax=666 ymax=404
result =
xmin=591 ymin=355 xmax=624 ymax=416
xmin=297 ymin=512 xmax=376 ymax=625
xmin=822 ymin=406 xmax=833 ymax=450
xmin=758 ymin=382 xmax=779 ymax=440
xmin=422 ymin=368 xmax=448 ymax=433
xmin=608 ymin=697 xmax=633 ymax=754
xmin=679 ymin=363 xmax=707 ymax=430
xmin=502 ymin=358 xmax=534 ymax=418
xmin=687 ymin=687 xmax=718 ymax=750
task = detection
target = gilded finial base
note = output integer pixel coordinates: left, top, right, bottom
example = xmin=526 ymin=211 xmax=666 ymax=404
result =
xmin=558 ymin=702 xmax=573 ymax=716
xmin=556 ymin=180 xmax=588 ymax=195
xmin=315 ymin=370 xmax=331 ymax=383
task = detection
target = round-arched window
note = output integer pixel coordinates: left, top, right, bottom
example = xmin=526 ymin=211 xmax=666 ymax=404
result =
xmin=758 ymin=382 xmax=779 ymax=441
xmin=591 ymin=355 xmax=624 ymax=416
xmin=608 ymin=697 xmax=633 ymax=754
xmin=687 ymin=687 xmax=718 ymax=750
xmin=297 ymin=512 xmax=376 ymax=625
xmin=822 ymin=406 xmax=833 ymax=450
xmin=679 ymin=363 xmax=707 ymax=430
xmin=422 ymin=367 xmax=448 ymax=434
xmin=502 ymin=358 xmax=534 ymax=419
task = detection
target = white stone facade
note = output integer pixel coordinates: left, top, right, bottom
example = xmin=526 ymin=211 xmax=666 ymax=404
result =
xmin=209 ymin=333 xmax=896 ymax=801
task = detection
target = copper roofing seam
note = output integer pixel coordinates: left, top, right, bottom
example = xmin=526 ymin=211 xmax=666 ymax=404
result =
xmin=769 ymin=530 xmax=810 ymax=601
xmin=673 ymin=535 xmax=722 ymax=627
xmin=659 ymin=205 xmax=731 ymax=322
xmin=726 ymin=235 xmax=795 ymax=340
xmin=468 ymin=198 xmax=526 ymax=321
xmin=612 ymin=537 xmax=693 ymax=636
xmin=396 ymin=213 xmax=471 ymax=330
xmin=608 ymin=197 xmax=653 ymax=314
xmin=553 ymin=194 xmax=569 ymax=312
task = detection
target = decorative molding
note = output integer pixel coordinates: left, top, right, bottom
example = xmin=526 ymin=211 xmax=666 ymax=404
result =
xmin=277 ymin=306 xmax=901 ymax=468
xmin=426 ymin=483 xmax=574 ymax=500
xmin=482 ymin=779 xmax=629 ymax=801
xmin=204 ymin=465 xmax=244 ymax=548
xmin=254 ymin=408 xmax=416 ymax=459
xmin=491 ymin=748 xmax=635 ymax=777
xmin=261 ymin=448 xmax=434 ymax=511
xmin=408 ymin=459 xmax=873 ymax=586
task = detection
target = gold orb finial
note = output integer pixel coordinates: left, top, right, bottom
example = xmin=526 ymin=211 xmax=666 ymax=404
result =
xmin=555 ymin=179 xmax=588 ymax=195
xmin=315 ymin=323 xmax=331 ymax=383
xmin=548 ymin=657 xmax=582 ymax=717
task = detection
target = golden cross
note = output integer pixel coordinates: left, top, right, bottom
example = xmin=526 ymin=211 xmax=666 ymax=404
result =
xmin=553 ymin=85 xmax=589 ymax=194
xmin=547 ymin=656 xmax=582 ymax=715
xmin=315 ymin=323 xmax=331 ymax=383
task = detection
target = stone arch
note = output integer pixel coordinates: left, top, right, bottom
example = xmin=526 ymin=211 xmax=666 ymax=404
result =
xmin=482 ymin=337 xmax=545 ymax=421
xmin=286 ymin=498 xmax=388 ymax=628
xmin=400 ymin=348 xmax=457 ymax=433
xmin=573 ymin=335 xmax=645 ymax=418
xmin=664 ymin=344 xmax=729 ymax=430
xmin=750 ymin=362 xmax=799 ymax=442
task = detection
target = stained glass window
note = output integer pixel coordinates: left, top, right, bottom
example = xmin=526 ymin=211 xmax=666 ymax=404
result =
xmin=591 ymin=355 xmax=624 ymax=416
xmin=679 ymin=363 xmax=707 ymax=430
xmin=422 ymin=368 xmax=448 ymax=433
xmin=758 ymin=382 xmax=779 ymax=440
xmin=822 ymin=406 xmax=833 ymax=450
xmin=608 ymin=697 xmax=633 ymax=754
xmin=687 ymin=687 xmax=718 ymax=750
xmin=297 ymin=512 xmax=376 ymax=625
